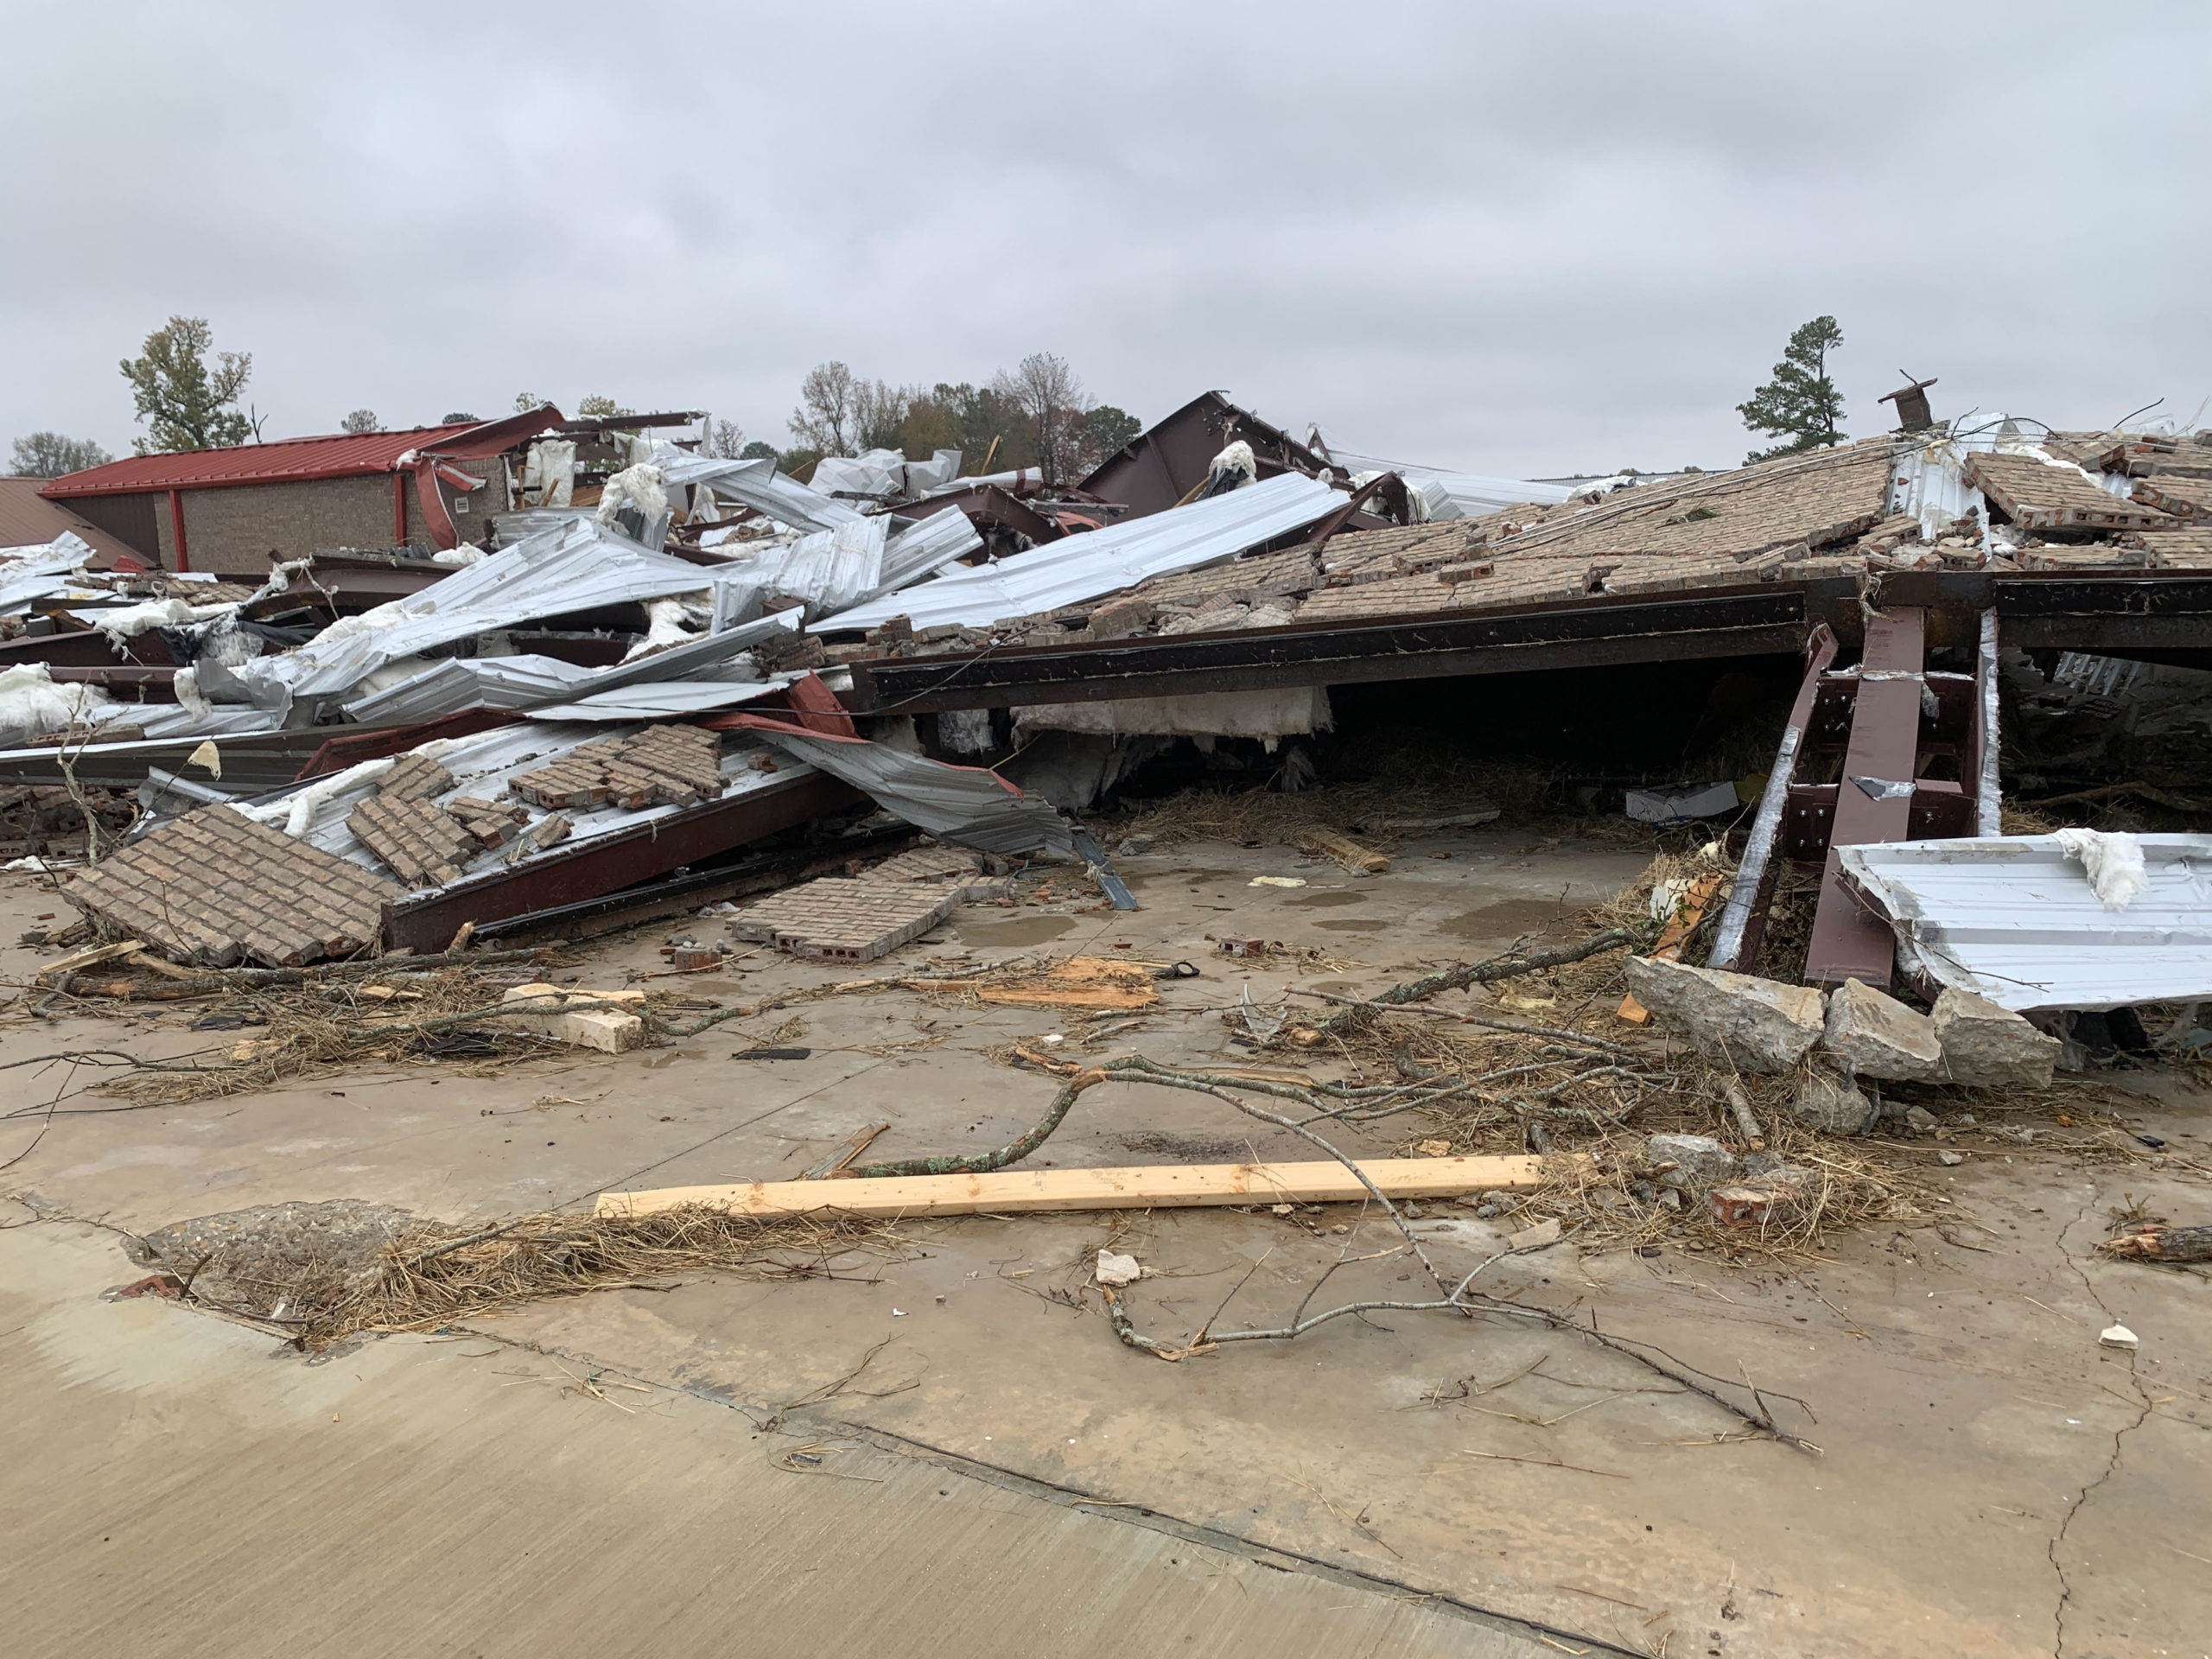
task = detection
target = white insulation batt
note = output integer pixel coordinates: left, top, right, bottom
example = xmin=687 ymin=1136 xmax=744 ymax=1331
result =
xmin=1013 ymin=687 xmax=1332 ymax=741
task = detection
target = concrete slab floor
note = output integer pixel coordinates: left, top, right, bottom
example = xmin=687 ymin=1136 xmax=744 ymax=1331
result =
xmin=3 ymin=834 xmax=2209 ymax=1657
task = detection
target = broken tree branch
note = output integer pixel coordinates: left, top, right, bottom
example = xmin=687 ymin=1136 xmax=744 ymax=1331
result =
xmin=1316 ymin=931 xmax=1633 ymax=1035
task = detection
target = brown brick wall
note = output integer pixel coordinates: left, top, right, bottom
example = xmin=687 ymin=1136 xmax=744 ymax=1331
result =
xmin=162 ymin=474 xmax=432 ymax=575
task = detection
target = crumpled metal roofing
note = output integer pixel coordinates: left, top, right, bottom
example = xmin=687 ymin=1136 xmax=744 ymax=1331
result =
xmin=652 ymin=446 xmax=860 ymax=536
xmin=213 ymin=518 xmax=753 ymax=716
xmin=1839 ymin=835 xmax=2212 ymax=1012
xmin=0 ymin=534 xmax=92 ymax=615
xmin=524 ymin=678 xmax=794 ymax=722
xmin=810 ymin=448 xmax=962 ymax=500
xmin=817 ymin=471 xmax=1344 ymax=635
xmin=757 ymin=730 xmax=1072 ymax=857
xmin=1327 ymin=451 xmax=1574 ymax=518
xmin=339 ymin=606 xmax=805 ymax=726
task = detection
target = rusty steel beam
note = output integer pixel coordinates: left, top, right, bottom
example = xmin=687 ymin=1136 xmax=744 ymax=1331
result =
xmin=1803 ymin=607 xmax=1928 ymax=990
xmin=1707 ymin=625 xmax=1837 ymax=974
xmin=380 ymin=770 xmax=865 ymax=956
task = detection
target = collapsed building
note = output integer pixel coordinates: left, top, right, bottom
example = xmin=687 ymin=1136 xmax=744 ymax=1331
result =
xmin=2 ymin=385 xmax=2208 ymax=1036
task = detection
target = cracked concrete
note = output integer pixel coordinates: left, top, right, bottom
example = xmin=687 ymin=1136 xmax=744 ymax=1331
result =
xmin=4 ymin=841 xmax=2210 ymax=1656
xmin=2044 ymin=1198 xmax=2177 ymax=1658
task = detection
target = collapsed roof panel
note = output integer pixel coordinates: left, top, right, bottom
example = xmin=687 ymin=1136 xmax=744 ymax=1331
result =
xmin=207 ymin=518 xmax=760 ymax=717
xmin=1964 ymin=450 xmax=2177 ymax=533
xmin=817 ymin=471 xmax=1343 ymax=635
xmin=65 ymin=804 xmax=397 ymax=966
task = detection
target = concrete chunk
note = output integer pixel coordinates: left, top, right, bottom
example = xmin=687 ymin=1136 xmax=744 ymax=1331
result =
xmin=1930 ymin=987 xmax=2062 ymax=1089
xmin=500 ymin=984 xmax=646 ymax=1052
xmin=1821 ymin=977 xmax=1942 ymax=1081
xmin=1644 ymin=1133 xmax=1738 ymax=1188
xmin=1620 ymin=956 xmax=1827 ymax=1072
xmin=1793 ymin=1061 xmax=1871 ymax=1133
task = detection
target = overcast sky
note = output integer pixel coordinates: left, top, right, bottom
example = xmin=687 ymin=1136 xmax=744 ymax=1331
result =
xmin=6 ymin=3 xmax=2207 ymax=479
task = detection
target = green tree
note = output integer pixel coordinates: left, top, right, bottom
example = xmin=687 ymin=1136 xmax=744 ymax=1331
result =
xmin=1737 ymin=316 xmax=1846 ymax=462
xmin=739 ymin=440 xmax=780 ymax=462
xmin=440 ymin=410 xmax=480 ymax=424
xmin=1084 ymin=404 xmax=1141 ymax=459
xmin=9 ymin=431 xmax=113 ymax=478
xmin=576 ymin=394 xmax=632 ymax=420
xmin=512 ymin=391 xmax=542 ymax=414
xmin=119 ymin=316 xmax=252 ymax=454
xmin=341 ymin=409 xmax=378 ymax=434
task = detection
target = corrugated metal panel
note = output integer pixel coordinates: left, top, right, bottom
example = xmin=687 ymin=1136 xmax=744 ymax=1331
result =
xmin=338 ymin=605 xmax=804 ymax=726
xmin=0 ymin=534 xmax=92 ymax=613
xmin=652 ymin=448 xmax=860 ymax=536
xmin=524 ymin=679 xmax=793 ymax=722
xmin=817 ymin=472 xmax=1343 ymax=635
xmin=1886 ymin=427 xmax=1994 ymax=537
xmin=1327 ymin=451 xmax=1574 ymax=517
xmin=39 ymin=408 xmax=561 ymax=498
xmin=216 ymin=518 xmax=753 ymax=716
xmin=1839 ymin=835 xmax=2212 ymax=1011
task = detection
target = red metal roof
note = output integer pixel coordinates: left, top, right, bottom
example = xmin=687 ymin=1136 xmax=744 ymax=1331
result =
xmin=39 ymin=405 xmax=565 ymax=499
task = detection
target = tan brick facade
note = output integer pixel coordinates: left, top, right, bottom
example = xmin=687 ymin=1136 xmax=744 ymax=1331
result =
xmin=149 ymin=459 xmax=509 ymax=576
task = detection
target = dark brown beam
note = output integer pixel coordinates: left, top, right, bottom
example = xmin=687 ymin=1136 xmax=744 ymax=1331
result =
xmin=381 ymin=771 xmax=863 ymax=955
xmin=1803 ymin=607 xmax=1927 ymax=990
xmin=847 ymin=588 xmax=1816 ymax=713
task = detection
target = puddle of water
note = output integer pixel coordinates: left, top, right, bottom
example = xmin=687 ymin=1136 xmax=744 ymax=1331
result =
xmin=956 ymin=916 xmax=1077 ymax=946
xmin=1281 ymin=889 xmax=1363 ymax=908
xmin=1312 ymin=918 xmax=1387 ymax=932
xmin=1128 ymin=868 xmax=1244 ymax=889
xmin=1442 ymin=899 xmax=1575 ymax=939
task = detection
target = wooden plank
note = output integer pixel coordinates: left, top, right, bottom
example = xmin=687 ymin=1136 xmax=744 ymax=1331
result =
xmin=595 ymin=1154 xmax=1552 ymax=1220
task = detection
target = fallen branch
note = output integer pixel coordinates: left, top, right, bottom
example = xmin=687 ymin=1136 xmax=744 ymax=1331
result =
xmin=1286 ymin=987 xmax=1638 ymax=1057
xmin=1317 ymin=931 xmax=1633 ymax=1035
xmin=844 ymin=1068 xmax=1110 ymax=1179
xmin=2099 ymin=1224 xmax=2212 ymax=1264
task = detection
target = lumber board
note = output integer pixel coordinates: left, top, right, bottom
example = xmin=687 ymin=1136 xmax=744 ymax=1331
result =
xmin=594 ymin=1154 xmax=1551 ymax=1220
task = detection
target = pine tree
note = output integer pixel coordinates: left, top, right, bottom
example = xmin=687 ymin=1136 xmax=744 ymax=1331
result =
xmin=1737 ymin=316 xmax=1845 ymax=463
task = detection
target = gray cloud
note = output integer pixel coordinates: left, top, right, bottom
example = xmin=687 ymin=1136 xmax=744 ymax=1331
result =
xmin=5 ymin=2 xmax=2206 ymax=478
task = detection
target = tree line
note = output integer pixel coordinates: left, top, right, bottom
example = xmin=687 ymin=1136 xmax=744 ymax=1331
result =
xmin=8 ymin=312 xmax=1848 ymax=483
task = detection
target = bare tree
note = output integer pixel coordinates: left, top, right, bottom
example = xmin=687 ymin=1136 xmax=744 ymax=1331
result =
xmin=341 ymin=409 xmax=378 ymax=435
xmin=791 ymin=362 xmax=861 ymax=455
xmin=790 ymin=362 xmax=918 ymax=457
xmin=9 ymin=431 xmax=112 ymax=478
xmin=854 ymin=380 xmax=916 ymax=452
xmin=704 ymin=418 xmax=748 ymax=459
xmin=992 ymin=353 xmax=1085 ymax=485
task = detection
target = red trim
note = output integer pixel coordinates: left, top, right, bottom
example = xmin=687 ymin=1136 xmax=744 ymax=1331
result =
xmin=393 ymin=474 xmax=408 ymax=544
xmin=407 ymin=458 xmax=461 ymax=550
xmin=167 ymin=489 xmax=190 ymax=572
